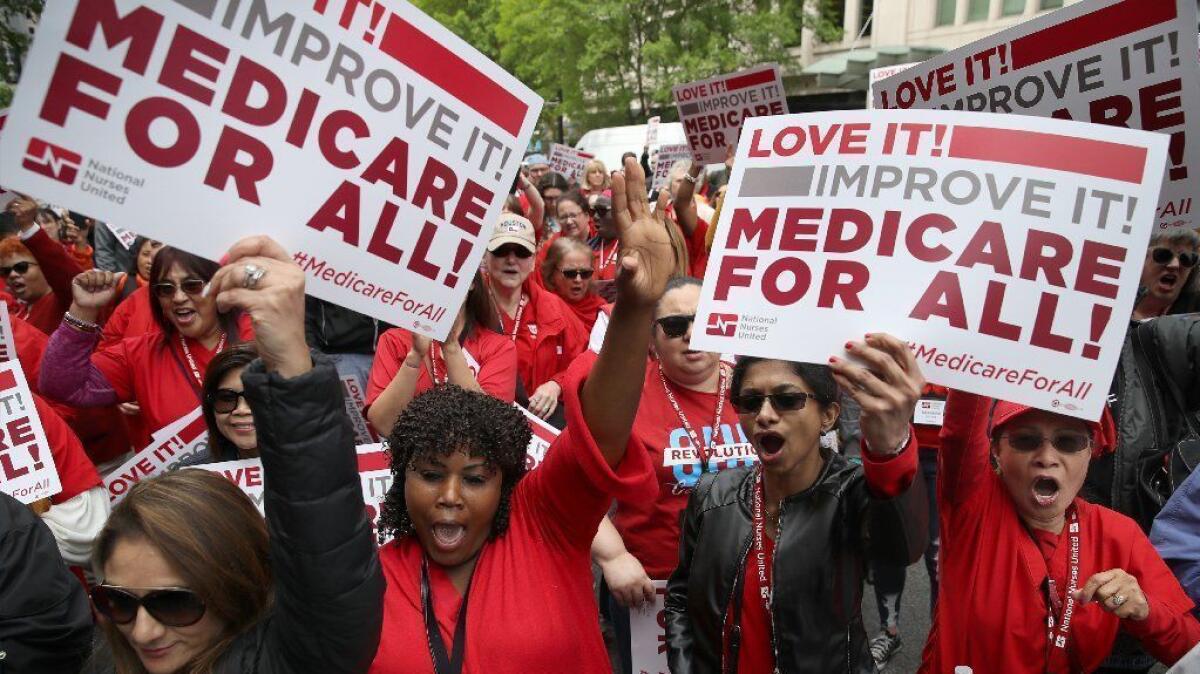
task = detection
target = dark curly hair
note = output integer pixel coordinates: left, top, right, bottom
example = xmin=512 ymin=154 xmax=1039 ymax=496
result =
xmin=731 ymin=357 xmax=841 ymax=413
xmin=378 ymin=385 xmax=531 ymax=544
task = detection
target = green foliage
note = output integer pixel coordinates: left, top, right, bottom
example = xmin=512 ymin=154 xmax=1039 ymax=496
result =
xmin=0 ymin=0 xmax=43 ymax=84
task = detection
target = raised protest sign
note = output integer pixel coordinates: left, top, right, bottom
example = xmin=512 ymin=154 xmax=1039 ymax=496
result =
xmin=518 ymin=404 xmax=559 ymax=471
xmin=547 ymin=143 xmax=593 ymax=183
xmin=0 ymin=361 xmax=60 ymax=504
xmin=0 ymin=304 xmax=15 ymax=363
xmin=651 ymin=144 xmax=692 ymax=193
xmin=104 ymin=408 xmax=208 ymax=504
xmin=630 ymin=581 xmax=669 ymax=674
xmin=646 ymin=116 xmax=661 ymax=147
xmin=340 ymin=373 xmax=379 ymax=445
xmin=672 ymin=64 xmax=786 ymax=164
xmin=867 ymin=63 xmax=917 ymax=110
xmin=108 ymin=225 xmax=139 ymax=250
xmin=692 ymin=110 xmax=1168 ymax=420
xmin=0 ymin=1 xmax=543 ymax=341
xmin=0 ymin=108 xmax=13 ymax=205
xmin=872 ymin=0 xmax=1200 ymax=232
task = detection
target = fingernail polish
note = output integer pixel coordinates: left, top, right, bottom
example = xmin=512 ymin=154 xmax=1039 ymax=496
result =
xmin=829 ymin=356 xmax=838 ymax=364
xmin=844 ymin=342 xmax=854 ymax=350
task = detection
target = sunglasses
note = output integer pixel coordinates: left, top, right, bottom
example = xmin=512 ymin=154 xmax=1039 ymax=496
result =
xmin=91 ymin=585 xmax=207 ymax=627
xmin=0 ymin=261 xmax=37 ymax=276
xmin=152 ymin=278 xmax=206 ymax=298
xmin=1001 ymin=432 xmax=1092 ymax=454
xmin=1151 ymin=247 xmax=1199 ymax=268
xmin=209 ymin=388 xmax=249 ymax=414
xmin=655 ymin=314 xmax=695 ymax=339
xmin=591 ymin=206 xmax=610 ymax=218
xmin=560 ymin=268 xmax=594 ymax=281
xmin=731 ymin=391 xmax=811 ymax=414
xmin=492 ymin=244 xmax=533 ymax=259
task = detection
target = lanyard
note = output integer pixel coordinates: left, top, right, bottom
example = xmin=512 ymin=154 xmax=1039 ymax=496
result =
xmin=487 ymin=280 xmax=527 ymax=342
xmin=428 ymin=343 xmax=446 ymax=385
xmin=421 ymin=556 xmax=473 ymax=674
xmin=751 ymin=467 xmax=772 ymax=614
xmin=1043 ymin=509 xmax=1081 ymax=664
xmin=598 ymin=238 xmax=619 ymax=271
xmin=657 ymin=361 xmax=729 ymax=472
xmin=178 ymin=332 xmax=226 ymax=387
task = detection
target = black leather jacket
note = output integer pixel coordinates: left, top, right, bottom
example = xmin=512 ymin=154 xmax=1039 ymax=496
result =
xmin=665 ymin=450 xmax=927 ymax=674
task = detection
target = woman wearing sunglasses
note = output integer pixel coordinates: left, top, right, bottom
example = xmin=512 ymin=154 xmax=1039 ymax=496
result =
xmin=483 ymin=213 xmax=588 ymax=423
xmin=193 ymin=344 xmax=260 ymax=463
xmin=40 ymin=247 xmax=252 ymax=449
xmin=919 ymin=390 xmax=1200 ymax=673
xmin=89 ymin=235 xmax=382 ymax=674
xmin=666 ymin=335 xmax=930 ymax=673
xmin=365 ymin=270 xmax=517 ymax=437
xmin=540 ymin=237 xmax=606 ymax=333
xmin=1 ymin=194 xmax=86 ymax=335
xmin=100 ymin=237 xmax=166 ymax=347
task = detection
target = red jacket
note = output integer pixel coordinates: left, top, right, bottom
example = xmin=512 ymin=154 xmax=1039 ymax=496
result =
xmin=920 ymin=390 xmax=1200 ymax=673
xmin=13 ymin=228 xmax=83 ymax=335
xmin=492 ymin=278 xmax=588 ymax=395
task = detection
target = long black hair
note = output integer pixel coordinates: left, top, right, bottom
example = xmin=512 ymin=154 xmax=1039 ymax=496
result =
xmin=202 ymin=344 xmax=259 ymax=462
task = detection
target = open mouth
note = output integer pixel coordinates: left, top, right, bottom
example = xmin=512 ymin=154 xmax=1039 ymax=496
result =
xmin=432 ymin=523 xmax=466 ymax=550
xmin=755 ymin=432 xmax=785 ymax=458
xmin=1158 ymin=273 xmax=1178 ymax=291
xmin=1031 ymin=476 xmax=1060 ymax=507
xmin=173 ymin=307 xmax=198 ymax=326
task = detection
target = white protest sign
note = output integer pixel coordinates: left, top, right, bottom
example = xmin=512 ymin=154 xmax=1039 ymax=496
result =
xmin=867 ymin=63 xmax=917 ymax=110
xmin=0 ymin=361 xmax=61 ymax=504
xmin=873 ymin=0 xmax=1200 ymax=233
xmin=0 ymin=108 xmax=13 ymax=205
xmin=108 ymin=225 xmax=138 ymax=250
xmin=646 ymin=116 xmax=661 ymax=147
xmin=630 ymin=581 xmax=669 ymax=674
xmin=104 ymin=408 xmax=208 ymax=504
xmin=340 ymin=373 xmax=379 ymax=445
xmin=517 ymin=404 xmax=559 ymax=471
xmin=0 ymin=303 xmax=15 ymax=363
xmin=547 ymin=143 xmax=594 ymax=183
xmin=0 ymin=1 xmax=543 ymax=341
xmin=651 ymin=144 xmax=693 ymax=193
xmin=672 ymin=64 xmax=786 ymax=164
xmin=693 ymin=110 xmax=1168 ymax=420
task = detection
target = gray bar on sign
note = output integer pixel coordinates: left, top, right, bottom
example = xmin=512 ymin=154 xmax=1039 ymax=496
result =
xmin=738 ymin=167 xmax=814 ymax=198
xmin=679 ymin=102 xmax=700 ymax=116
xmin=173 ymin=0 xmax=220 ymax=17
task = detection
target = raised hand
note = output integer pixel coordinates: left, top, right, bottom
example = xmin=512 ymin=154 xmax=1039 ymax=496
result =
xmin=71 ymin=270 xmax=127 ymax=322
xmin=611 ymin=157 xmax=675 ymax=309
xmin=830 ymin=333 xmax=925 ymax=455
xmin=6 ymin=194 xmax=38 ymax=230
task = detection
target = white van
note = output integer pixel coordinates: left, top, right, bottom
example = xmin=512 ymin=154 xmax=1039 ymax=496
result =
xmin=574 ymin=122 xmax=687 ymax=172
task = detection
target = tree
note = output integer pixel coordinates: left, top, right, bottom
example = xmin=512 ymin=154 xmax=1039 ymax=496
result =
xmin=0 ymin=0 xmax=42 ymax=85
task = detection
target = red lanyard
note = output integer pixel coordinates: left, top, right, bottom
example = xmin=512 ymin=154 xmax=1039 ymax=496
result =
xmin=598 ymin=239 xmax=619 ymax=271
xmin=179 ymin=332 xmax=227 ymax=387
xmin=428 ymin=343 xmax=447 ymax=385
xmin=657 ymin=361 xmax=729 ymax=471
xmin=488 ymin=280 xmax=528 ymax=342
xmin=751 ymin=467 xmax=772 ymax=613
xmin=1045 ymin=509 xmax=1082 ymax=655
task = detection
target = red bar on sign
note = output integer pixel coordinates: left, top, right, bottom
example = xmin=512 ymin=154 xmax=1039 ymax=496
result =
xmin=948 ymin=126 xmax=1147 ymax=183
xmin=1010 ymin=0 xmax=1176 ymax=69
xmin=724 ymin=69 xmax=776 ymax=92
xmin=0 ymin=370 xmax=14 ymax=391
xmin=357 ymin=450 xmax=390 ymax=473
xmin=378 ymin=14 xmax=527 ymax=138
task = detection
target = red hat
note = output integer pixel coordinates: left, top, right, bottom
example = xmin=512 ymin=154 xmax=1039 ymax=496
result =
xmin=987 ymin=400 xmax=1117 ymax=458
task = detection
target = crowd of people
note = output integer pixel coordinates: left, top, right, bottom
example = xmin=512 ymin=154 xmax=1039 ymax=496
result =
xmin=0 ymin=143 xmax=1199 ymax=674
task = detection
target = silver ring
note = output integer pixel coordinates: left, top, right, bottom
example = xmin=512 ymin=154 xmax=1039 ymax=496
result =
xmin=1111 ymin=594 xmax=1127 ymax=607
xmin=243 ymin=264 xmax=266 ymax=290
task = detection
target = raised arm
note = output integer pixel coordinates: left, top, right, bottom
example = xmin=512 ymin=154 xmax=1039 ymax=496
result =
xmin=39 ymin=270 xmax=131 ymax=408
xmin=671 ymin=163 xmax=703 ymax=236
xmin=520 ymin=174 xmax=545 ymax=235
xmin=936 ymin=388 xmax=993 ymax=509
xmin=11 ymin=197 xmax=85 ymax=308
xmin=581 ymin=157 xmax=675 ymax=468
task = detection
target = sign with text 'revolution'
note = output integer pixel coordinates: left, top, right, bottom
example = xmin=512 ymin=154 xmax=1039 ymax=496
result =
xmin=872 ymin=0 xmax=1200 ymax=232
xmin=672 ymin=64 xmax=786 ymax=164
xmin=0 ymin=361 xmax=60 ymax=504
xmin=0 ymin=0 xmax=543 ymax=340
xmin=692 ymin=110 xmax=1168 ymax=421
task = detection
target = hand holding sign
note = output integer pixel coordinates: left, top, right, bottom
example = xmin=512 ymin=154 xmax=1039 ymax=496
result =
xmin=603 ymin=551 xmax=656 ymax=609
xmin=831 ymin=333 xmax=926 ymax=454
xmin=612 ymin=158 xmax=675 ymax=308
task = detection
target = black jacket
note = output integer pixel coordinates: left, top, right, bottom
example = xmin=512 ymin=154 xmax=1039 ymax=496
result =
xmin=305 ymin=297 xmax=388 ymax=354
xmin=665 ymin=452 xmax=927 ymax=674
xmin=216 ymin=354 xmax=384 ymax=673
xmin=0 ymin=493 xmax=93 ymax=673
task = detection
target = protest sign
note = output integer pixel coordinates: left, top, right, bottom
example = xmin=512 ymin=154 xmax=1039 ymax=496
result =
xmin=646 ymin=116 xmax=661 ymax=147
xmin=0 ymin=304 xmax=15 ymax=363
xmin=692 ymin=110 xmax=1168 ymax=420
xmin=0 ymin=108 xmax=13 ymax=205
xmin=518 ymin=403 xmax=559 ymax=471
xmin=0 ymin=1 xmax=543 ymax=341
xmin=547 ymin=143 xmax=594 ymax=183
xmin=0 ymin=361 xmax=61 ymax=504
xmin=872 ymin=0 xmax=1200 ymax=232
xmin=867 ymin=63 xmax=917 ymax=110
xmin=651 ymin=144 xmax=693 ymax=193
xmin=108 ymin=225 xmax=139 ymax=250
xmin=340 ymin=373 xmax=379 ymax=445
xmin=672 ymin=64 xmax=786 ymax=164
xmin=104 ymin=408 xmax=208 ymax=504
xmin=630 ymin=581 xmax=669 ymax=674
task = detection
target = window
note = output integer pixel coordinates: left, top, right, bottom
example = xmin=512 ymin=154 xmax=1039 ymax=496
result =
xmin=1002 ymin=0 xmax=1024 ymax=15
xmin=967 ymin=0 xmax=989 ymax=21
xmin=936 ymin=0 xmax=956 ymax=25
xmin=1040 ymin=0 xmax=1063 ymax=8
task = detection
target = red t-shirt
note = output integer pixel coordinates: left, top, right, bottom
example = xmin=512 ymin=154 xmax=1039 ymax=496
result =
xmin=615 ymin=362 xmax=751 ymax=579
xmin=724 ymin=535 xmax=776 ymax=674
xmin=365 ymin=327 xmax=518 ymax=412
xmin=591 ymin=238 xmax=620 ymax=282
xmin=101 ymin=284 xmax=158 ymax=348
xmin=368 ymin=367 xmax=655 ymax=673
xmin=665 ymin=203 xmax=711 ymax=279
xmin=34 ymin=393 xmax=102 ymax=504
xmin=921 ymin=391 xmax=1200 ymax=674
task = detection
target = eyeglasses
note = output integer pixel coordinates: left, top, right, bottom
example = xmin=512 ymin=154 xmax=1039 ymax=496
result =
xmin=560 ymin=210 xmax=587 ymax=221
xmin=731 ymin=391 xmax=811 ymax=414
xmin=655 ymin=314 xmax=695 ymax=339
xmin=90 ymin=585 xmax=207 ymax=627
xmin=1001 ymin=431 xmax=1092 ymax=454
xmin=152 ymin=278 xmax=206 ymax=298
xmin=1151 ymin=247 xmax=1199 ymax=268
xmin=209 ymin=388 xmax=249 ymax=414
xmin=560 ymin=268 xmax=594 ymax=281
xmin=591 ymin=206 xmax=610 ymax=219
xmin=491 ymin=244 xmax=533 ymax=259
xmin=0 ymin=261 xmax=37 ymax=276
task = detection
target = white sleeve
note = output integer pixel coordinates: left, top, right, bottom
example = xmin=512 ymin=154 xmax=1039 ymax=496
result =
xmin=40 ymin=486 xmax=111 ymax=566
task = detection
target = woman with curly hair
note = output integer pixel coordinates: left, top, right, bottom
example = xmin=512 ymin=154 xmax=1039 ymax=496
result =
xmin=367 ymin=158 xmax=674 ymax=673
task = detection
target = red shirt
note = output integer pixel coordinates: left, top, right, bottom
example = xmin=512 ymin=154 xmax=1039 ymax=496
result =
xmin=368 ymin=366 xmax=655 ymax=673
xmin=365 ymin=327 xmax=518 ymax=411
xmin=665 ymin=203 xmax=711 ymax=279
xmin=14 ymin=228 xmax=83 ymax=335
xmin=590 ymin=237 xmax=620 ymax=282
xmin=101 ymin=284 xmax=158 ymax=348
xmin=34 ymin=393 xmax=101 ymax=504
xmin=615 ymin=362 xmax=751 ymax=579
xmin=725 ymin=535 xmax=776 ymax=674
xmin=491 ymin=279 xmax=588 ymax=394
xmin=921 ymin=391 xmax=1200 ymax=673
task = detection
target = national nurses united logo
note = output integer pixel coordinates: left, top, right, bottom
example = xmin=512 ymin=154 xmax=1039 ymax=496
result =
xmin=22 ymin=138 xmax=82 ymax=185
xmin=706 ymin=313 xmax=739 ymax=337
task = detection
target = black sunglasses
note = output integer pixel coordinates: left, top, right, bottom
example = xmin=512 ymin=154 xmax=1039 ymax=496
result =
xmin=1151 ymin=247 xmax=1199 ymax=268
xmin=1001 ymin=432 xmax=1091 ymax=454
xmin=91 ymin=585 xmax=207 ymax=627
xmin=560 ymin=268 xmax=594 ymax=281
xmin=209 ymin=388 xmax=249 ymax=414
xmin=492 ymin=244 xmax=534 ymax=259
xmin=731 ymin=391 xmax=811 ymax=414
xmin=152 ymin=278 xmax=206 ymax=298
xmin=591 ymin=206 xmax=610 ymax=218
xmin=655 ymin=314 xmax=695 ymax=339
xmin=0 ymin=261 xmax=37 ymax=276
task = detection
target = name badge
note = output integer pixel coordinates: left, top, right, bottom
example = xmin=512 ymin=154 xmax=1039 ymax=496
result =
xmin=914 ymin=399 xmax=946 ymax=426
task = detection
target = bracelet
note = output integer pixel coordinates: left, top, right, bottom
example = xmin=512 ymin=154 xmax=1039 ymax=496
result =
xmin=63 ymin=312 xmax=100 ymax=333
